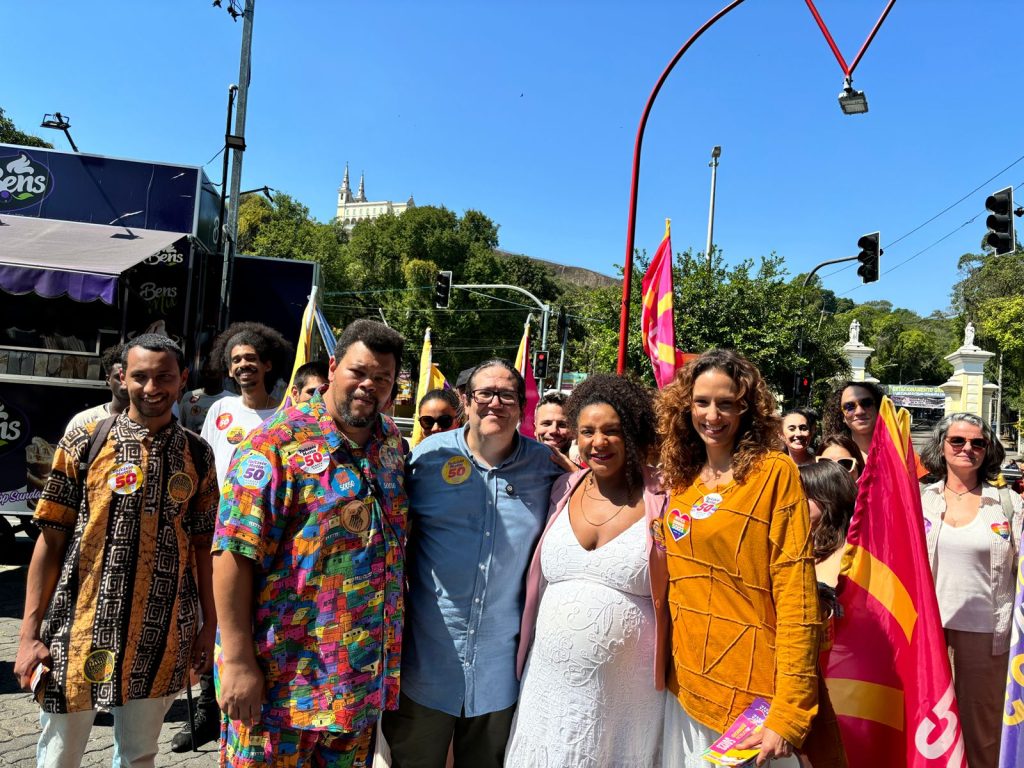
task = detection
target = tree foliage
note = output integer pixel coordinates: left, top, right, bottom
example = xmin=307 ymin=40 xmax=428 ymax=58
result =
xmin=0 ymin=107 xmax=53 ymax=148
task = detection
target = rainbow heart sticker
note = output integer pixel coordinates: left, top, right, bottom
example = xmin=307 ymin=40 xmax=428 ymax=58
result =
xmin=668 ymin=508 xmax=692 ymax=541
xmin=991 ymin=521 xmax=1010 ymax=541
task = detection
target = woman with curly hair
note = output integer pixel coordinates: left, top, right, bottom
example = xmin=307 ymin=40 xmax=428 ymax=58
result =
xmin=507 ymin=373 xmax=667 ymax=767
xmin=821 ymin=380 xmax=886 ymax=462
xmin=656 ymin=349 xmax=842 ymax=768
xmin=919 ymin=413 xmax=1022 ymax=768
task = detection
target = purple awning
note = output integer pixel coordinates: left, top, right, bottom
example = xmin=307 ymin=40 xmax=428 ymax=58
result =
xmin=0 ymin=215 xmax=184 ymax=304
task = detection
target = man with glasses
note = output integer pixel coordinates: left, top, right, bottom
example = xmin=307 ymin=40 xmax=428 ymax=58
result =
xmin=383 ymin=359 xmax=570 ymax=768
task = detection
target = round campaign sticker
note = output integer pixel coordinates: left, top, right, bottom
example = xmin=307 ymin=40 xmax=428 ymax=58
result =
xmin=667 ymin=508 xmax=692 ymax=541
xmin=215 ymin=413 xmax=233 ymax=431
xmin=992 ymin=521 xmax=1011 ymax=541
xmin=331 ymin=467 xmax=361 ymax=498
xmin=691 ymin=493 xmax=722 ymax=520
xmin=296 ymin=442 xmax=330 ymax=474
xmin=226 ymin=426 xmax=247 ymax=445
xmin=167 ymin=472 xmax=195 ymax=503
xmin=442 ymin=456 xmax=472 ymax=485
xmin=83 ymin=649 xmax=116 ymax=683
xmin=342 ymin=499 xmax=372 ymax=535
xmin=108 ymin=463 xmax=143 ymax=495
xmin=923 ymin=518 xmax=932 ymax=535
xmin=237 ymin=452 xmax=273 ymax=490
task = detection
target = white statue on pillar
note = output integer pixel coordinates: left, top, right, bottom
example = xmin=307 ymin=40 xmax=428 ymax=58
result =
xmin=849 ymin=319 xmax=861 ymax=345
xmin=964 ymin=322 xmax=975 ymax=348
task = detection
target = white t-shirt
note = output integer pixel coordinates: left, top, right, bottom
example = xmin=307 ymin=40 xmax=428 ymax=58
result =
xmin=178 ymin=388 xmax=233 ymax=434
xmin=933 ymin=514 xmax=994 ymax=632
xmin=200 ymin=396 xmax=278 ymax=487
xmin=64 ymin=403 xmax=111 ymax=436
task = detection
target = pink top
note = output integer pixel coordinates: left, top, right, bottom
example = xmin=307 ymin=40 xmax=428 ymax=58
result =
xmin=515 ymin=466 xmax=670 ymax=689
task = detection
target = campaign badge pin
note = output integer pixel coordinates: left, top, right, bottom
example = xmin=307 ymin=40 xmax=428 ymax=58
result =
xmin=442 ymin=456 xmax=472 ymax=485
xmin=667 ymin=508 xmax=692 ymax=541
xmin=691 ymin=493 xmax=722 ymax=520
xmin=237 ymin=452 xmax=272 ymax=490
xmin=296 ymin=442 xmax=330 ymax=474
xmin=108 ymin=463 xmax=143 ymax=495
xmin=331 ymin=467 xmax=360 ymax=498
xmin=342 ymin=499 xmax=372 ymax=535
xmin=923 ymin=518 xmax=932 ymax=535
xmin=83 ymin=649 xmax=116 ymax=683
xmin=167 ymin=472 xmax=195 ymax=503
xmin=991 ymin=521 xmax=1011 ymax=541
xmin=215 ymin=413 xmax=233 ymax=431
xmin=226 ymin=426 xmax=247 ymax=445
xmin=650 ymin=517 xmax=667 ymax=551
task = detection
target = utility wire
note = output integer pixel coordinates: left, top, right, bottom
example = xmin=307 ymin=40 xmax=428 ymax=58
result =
xmin=454 ymin=287 xmax=536 ymax=309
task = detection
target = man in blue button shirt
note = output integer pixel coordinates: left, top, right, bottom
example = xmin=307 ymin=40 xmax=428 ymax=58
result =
xmin=383 ymin=359 xmax=570 ymax=768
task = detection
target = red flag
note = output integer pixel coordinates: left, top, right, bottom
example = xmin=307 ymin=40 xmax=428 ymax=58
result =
xmin=640 ymin=219 xmax=679 ymax=388
xmin=825 ymin=398 xmax=965 ymax=767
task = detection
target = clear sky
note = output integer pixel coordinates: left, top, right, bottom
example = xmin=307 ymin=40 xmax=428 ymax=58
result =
xmin=5 ymin=1 xmax=1021 ymax=316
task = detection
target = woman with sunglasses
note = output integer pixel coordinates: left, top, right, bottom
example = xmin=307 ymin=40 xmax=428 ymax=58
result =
xmin=822 ymin=381 xmax=886 ymax=462
xmin=508 ymin=373 xmax=665 ymax=767
xmin=417 ymin=388 xmax=462 ymax=438
xmin=656 ymin=349 xmax=840 ymax=767
xmin=815 ymin=434 xmax=865 ymax=482
xmin=919 ymin=413 xmax=1023 ymax=768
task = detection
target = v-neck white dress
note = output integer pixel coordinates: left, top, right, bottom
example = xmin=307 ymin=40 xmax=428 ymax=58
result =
xmin=505 ymin=507 xmax=664 ymax=768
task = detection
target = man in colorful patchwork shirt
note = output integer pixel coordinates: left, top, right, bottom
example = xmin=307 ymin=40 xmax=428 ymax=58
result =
xmin=213 ymin=319 xmax=407 ymax=767
xmin=14 ymin=334 xmax=218 ymax=767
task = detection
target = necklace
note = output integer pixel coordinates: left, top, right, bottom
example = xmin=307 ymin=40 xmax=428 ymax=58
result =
xmin=700 ymin=463 xmax=733 ymax=491
xmin=943 ymin=481 xmax=981 ymax=499
xmin=580 ymin=475 xmax=630 ymax=527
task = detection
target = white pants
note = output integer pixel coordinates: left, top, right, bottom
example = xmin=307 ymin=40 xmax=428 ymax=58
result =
xmin=662 ymin=695 xmax=800 ymax=768
xmin=36 ymin=695 xmax=177 ymax=768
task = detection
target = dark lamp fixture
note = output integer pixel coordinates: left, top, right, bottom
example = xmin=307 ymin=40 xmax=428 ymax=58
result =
xmin=40 ymin=112 xmax=79 ymax=152
xmin=838 ymin=77 xmax=868 ymax=115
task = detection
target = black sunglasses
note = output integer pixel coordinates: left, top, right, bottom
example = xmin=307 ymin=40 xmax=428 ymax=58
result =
xmin=841 ymin=397 xmax=876 ymax=414
xmin=419 ymin=414 xmax=455 ymax=431
xmin=946 ymin=436 xmax=988 ymax=450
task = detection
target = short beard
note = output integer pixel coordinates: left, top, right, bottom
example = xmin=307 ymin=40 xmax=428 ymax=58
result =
xmin=340 ymin=396 xmax=378 ymax=428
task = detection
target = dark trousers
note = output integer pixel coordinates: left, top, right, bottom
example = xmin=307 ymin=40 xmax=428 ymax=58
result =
xmin=381 ymin=692 xmax=516 ymax=768
xmin=198 ymin=671 xmax=218 ymax=712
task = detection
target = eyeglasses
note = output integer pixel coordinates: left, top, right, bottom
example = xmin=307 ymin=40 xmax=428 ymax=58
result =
xmin=841 ymin=397 xmax=875 ymax=414
xmin=816 ymin=456 xmax=857 ymax=473
xmin=470 ymin=388 xmax=519 ymax=406
xmin=418 ymin=414 xmax=455 ymax=431
xmin=945 ymin=436 xmax=988 ymax=451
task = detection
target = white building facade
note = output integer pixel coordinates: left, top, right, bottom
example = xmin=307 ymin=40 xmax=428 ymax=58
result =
xmin=335 ymin=164 xmax=415 ymax=231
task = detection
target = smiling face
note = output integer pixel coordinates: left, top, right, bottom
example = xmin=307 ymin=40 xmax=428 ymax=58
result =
xmin=840 ymin=385 xmax=878 ymax=438
xmin=535 ymin=403 xmax=572 ymax=453
xmin=464 ymin=365 xmax=521 ymax=446
xmin=123 ymin=347 xmax=188 ymax=425
xmin=690 ymin=369 xmax=745 ymax=456
xmin=326 ymin=341 xmax=396 ymax=433
xmin=577 ymin=403 xmax=625 ymax=480
xmin=229 ymin=344 xmax=272 ymax=393
xmin=781 ymin=413 xmax=812 ymax=455
xmin=942 ymin=420 xmax=987 ymax=480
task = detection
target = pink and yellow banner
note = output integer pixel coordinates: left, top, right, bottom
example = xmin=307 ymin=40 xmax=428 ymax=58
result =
xmin=514 ymin=317 xmax=539 ymax=439
xmin=825 ymin=397 xmax=965 ymax=767
xmin=641 ymin=219 xmax=679 ymax=388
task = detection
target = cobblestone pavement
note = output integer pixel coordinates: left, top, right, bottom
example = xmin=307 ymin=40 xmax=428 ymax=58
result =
xmin=0 ymin=536 xmax=219 ymax=767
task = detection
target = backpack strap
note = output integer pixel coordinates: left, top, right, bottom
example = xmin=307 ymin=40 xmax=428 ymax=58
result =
xmin=78 ymin=415 xmax=119 ymax=476
xmin=181 ymin=428 xmax=211 ymax=491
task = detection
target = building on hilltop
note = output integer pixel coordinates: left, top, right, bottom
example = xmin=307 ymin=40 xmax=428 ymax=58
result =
xmin=335 ymin=163 xmax=415 ymax=231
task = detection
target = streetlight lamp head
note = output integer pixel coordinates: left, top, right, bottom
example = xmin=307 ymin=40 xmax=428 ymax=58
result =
xmin=711 ymin=145 xmax=722 ymax=159
xmin=838 ymin=77 xmax=869 ymax=115
xmin=40 ymin=112 xmax=72 ymax=131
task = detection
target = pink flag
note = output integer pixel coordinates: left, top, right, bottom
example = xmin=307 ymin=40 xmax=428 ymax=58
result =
xmin=641 ymin=221 xmax=678 ymax=388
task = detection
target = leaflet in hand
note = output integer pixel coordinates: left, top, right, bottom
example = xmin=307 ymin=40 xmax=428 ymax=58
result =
xmin=702 ymin=697 xmax=770 ymax=766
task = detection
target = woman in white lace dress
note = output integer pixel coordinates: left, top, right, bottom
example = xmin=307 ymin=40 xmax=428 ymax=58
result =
xmin=506 ymin=374 xmax=668 ymax=768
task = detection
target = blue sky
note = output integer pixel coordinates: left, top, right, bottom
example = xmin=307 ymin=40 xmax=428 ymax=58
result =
xmin=5 ymin=1 xmax=1021 ymax=316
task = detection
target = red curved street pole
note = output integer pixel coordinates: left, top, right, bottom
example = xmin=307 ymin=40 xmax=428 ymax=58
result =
xmin=616 ymin=0 xmax=748 ymax=375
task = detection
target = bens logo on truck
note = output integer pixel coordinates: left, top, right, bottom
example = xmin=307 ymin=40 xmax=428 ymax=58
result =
xmin=0 ymin=152 xmax=52 ymax=210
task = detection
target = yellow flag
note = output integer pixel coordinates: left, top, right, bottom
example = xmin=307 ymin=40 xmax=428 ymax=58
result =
xmin=410 ymin=329 xmax=449 ymax=447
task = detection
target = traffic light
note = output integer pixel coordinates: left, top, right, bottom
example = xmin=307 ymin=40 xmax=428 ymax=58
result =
xmin=856 ymin=231 xmax=881 ymax=284
xmin=434 ymin=270 xmax=452 ymax=309
xmin=798 ymin=375 xmax=812 ymax=398
xmin=984 ymin=187 xmax=1015 ymax=256
xmin=534 ymin=350 xmax=549 ymax=379
xmin=556 ymin=307 xmax=568 ymax=341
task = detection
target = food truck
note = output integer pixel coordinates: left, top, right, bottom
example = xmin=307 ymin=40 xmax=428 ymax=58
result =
xmin=0 ymin=143 xmax=318 ymax=549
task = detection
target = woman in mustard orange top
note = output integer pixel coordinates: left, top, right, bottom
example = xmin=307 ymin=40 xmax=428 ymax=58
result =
xmin=655 ymin=349 xmax=840 ymax=767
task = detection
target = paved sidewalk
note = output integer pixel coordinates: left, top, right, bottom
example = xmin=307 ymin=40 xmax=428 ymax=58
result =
xmin=0 ymin=538 xmax=218 ymax=767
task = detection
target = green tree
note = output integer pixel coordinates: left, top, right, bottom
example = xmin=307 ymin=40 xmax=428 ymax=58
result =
xmin=0 ymin=107 xmax=52 ymax=148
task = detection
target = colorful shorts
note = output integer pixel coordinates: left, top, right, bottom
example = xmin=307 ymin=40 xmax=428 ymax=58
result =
xmin=221 ymin=718 xmax=374 ymax=767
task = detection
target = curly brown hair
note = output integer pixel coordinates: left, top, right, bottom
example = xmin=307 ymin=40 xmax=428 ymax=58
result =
xmin=656 ymin=348 xmax=781 ymax=491
xmin=566 ymin=373 xmax=656 ymax=499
